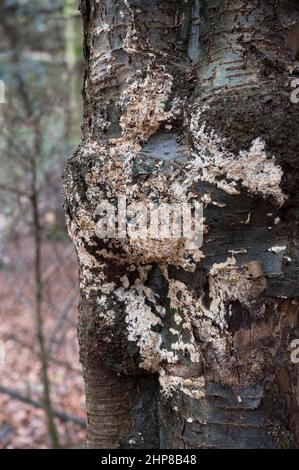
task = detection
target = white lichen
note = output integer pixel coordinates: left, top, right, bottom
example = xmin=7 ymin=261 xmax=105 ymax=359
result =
xmin=189 ymin=107 xmax=287 ymax=206
xmin=159 ymin=371 xmax=205 ymax=399
xmin=268 ymin=245 xmax=287 ymax=253
xmin=111 ymin=67 xmax=173 ymax=152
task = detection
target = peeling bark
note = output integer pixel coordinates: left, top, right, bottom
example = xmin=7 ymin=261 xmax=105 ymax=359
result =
xmin=64 ymin=0 xmax=299 ymax=448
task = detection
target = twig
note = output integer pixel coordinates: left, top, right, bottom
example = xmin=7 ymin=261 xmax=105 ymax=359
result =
xmin=47 ymin=288 xmax=78 ymax=353
xmin=4 ymin=334 xmax=82 ymax=374
xmin=42 ymin=245 xmax=74 ymax=284
xmin=0 ymin=385 xmax=86 ymax=428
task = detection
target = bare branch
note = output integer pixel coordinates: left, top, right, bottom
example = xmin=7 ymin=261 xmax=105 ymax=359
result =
xmin=0 ymin=385 xmax=86 ymax=428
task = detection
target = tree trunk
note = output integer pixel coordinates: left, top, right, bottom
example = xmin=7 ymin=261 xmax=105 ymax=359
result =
xmin=64 ymin=0 xmax=299 ymax=448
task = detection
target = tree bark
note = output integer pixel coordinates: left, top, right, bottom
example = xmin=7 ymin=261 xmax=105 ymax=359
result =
xmin=64 ymin=0 xmax=299 ymax=448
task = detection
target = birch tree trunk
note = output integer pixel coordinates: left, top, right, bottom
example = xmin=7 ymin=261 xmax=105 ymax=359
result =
xmin=64 ymin=0 xmax=299 ymax=448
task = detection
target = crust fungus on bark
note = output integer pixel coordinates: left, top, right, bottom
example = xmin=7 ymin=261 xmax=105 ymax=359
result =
xmin=64 ymin=0 xmax=299 ymax=448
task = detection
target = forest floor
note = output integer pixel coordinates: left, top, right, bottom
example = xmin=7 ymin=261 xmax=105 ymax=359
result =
xmin=0 ymin=236 xmax=85 ymax=448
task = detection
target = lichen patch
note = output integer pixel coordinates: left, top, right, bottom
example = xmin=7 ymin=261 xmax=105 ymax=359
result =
xmin=111 ymin=66 xmax=173 ymax=153
xmin=189 ymin=107 xmax=288 ymax=206
xmin=159 ymin=372 xmax=205 ymax=399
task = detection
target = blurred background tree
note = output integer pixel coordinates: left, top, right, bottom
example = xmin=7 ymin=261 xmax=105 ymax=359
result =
xmin=0 ymin=0 xmax=85 ymax=448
